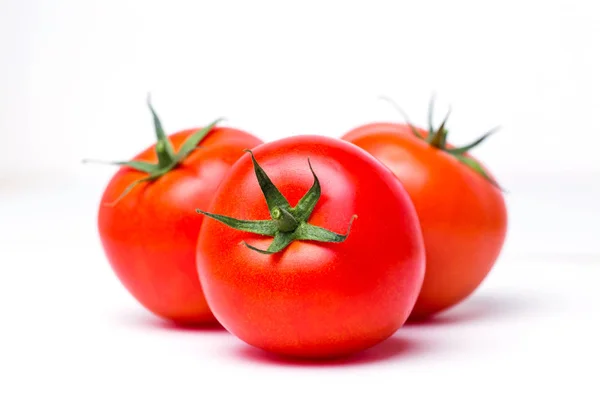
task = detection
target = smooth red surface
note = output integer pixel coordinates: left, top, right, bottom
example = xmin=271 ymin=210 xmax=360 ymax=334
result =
xmin=196 ymin=135 xmax=425 ymax=358
xmin=98 ymin=127 xmax=262 ymax=324
xmin=342 ymin=123 xmax=507 ymax=319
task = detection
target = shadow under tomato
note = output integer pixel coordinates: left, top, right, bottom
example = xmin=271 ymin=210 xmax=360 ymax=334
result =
xmin=404 ymin=292 xmax=545 ymax=328
xmin=117 ymin=311 xmax=227 ymax=333
xmin=232 ymin=334 xmax=429 ymax=367
xmin=153 ymin=318 xmax=226 ymax=332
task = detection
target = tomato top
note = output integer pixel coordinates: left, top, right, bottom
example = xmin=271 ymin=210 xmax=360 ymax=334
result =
xmin=84 ymin=95 xmax=227 ymax=205
xmin=196 ymin=134 xmax=425 ymax=262
xmin=361 ymin=96 xmax=503 ymax=190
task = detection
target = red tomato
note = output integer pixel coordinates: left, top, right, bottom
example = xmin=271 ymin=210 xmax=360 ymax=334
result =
xmin=195 ymin=135 xmax=425 ymax=358
xmin=342 ymin=121 xmax=507 ymax=319
xmin=95 ymin=104 xmax=262 ymax=324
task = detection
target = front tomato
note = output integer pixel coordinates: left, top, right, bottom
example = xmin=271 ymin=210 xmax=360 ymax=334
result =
xmin=94 ymin=99 xmax=262 ymax=324
xmin=195 ymin=135 xmax=425 ymax=358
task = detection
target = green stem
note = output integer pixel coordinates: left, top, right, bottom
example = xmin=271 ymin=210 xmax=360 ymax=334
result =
xmin=428 ymin=128 xmax=447 ymax=148
xmin=382 ymin=96 xmax=503 ymax=190
xmin=196 ymin=151 xmax=357 ymax=255
xmin=147 ymin=95 xmax=177 ymax=158
xmin=155 ymin=140 xmax=176 ymax=168
xmin=83 ymin=95 xmax=223 ymax=205
xmin=272 ymin=207 xmax=299 ymax=232
xmin=427 ymin=107 xmax=451 ymax=149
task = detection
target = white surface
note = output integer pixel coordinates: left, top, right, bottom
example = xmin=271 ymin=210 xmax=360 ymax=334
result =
xmin=1 ymin=179 xmax=599 ymax=399
xmin=2 ymin=0 xmax=600 ymax=398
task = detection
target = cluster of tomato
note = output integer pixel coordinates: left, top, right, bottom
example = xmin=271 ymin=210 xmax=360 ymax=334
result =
xmin=93 ymin=97 xmax=507 ymax=359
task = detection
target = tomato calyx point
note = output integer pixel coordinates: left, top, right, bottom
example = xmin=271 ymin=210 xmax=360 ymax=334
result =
xmin=196 ymin=151 xmax=357 ymax=255
xmin=426 ymin=96 xmax=452 ymax=149
xmin=83 ymin=95 xmax=223 ymax=206
xmin=380 ymin=95 xmax=503 ymax=190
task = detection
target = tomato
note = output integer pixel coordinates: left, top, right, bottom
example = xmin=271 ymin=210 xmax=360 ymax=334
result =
xmin=342 ymin=112 xmax=507 ymax=319
xmin=195 ymin=135 xmax=425 ymax=358
xmin=93 ymin=100 xmax=262 ymax=324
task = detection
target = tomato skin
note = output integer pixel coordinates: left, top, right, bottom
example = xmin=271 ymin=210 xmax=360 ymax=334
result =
xmin=196 ymin=135 xmax=425 ymax=357
xmin=342 ymin=123 xmax=508 ymax=319
xmin=98 ymin=127 xmax=262 ymax=324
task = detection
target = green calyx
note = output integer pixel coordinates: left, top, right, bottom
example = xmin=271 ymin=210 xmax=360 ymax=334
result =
xmin=379 ymin=95 xmax=503 ymax=190
xmin=196 ymin=151 xmax=357 ymax=255
xmin=84 ymin=95 xmax=223 ymax=205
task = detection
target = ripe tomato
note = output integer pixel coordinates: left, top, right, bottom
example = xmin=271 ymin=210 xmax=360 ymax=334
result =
xmin=93 ymin=100 xmax=262 ymax=324
xmin=195 ymin=135 xmax=425 ymax=358
xmin=342 ymin=109 xmax=507 ymax=319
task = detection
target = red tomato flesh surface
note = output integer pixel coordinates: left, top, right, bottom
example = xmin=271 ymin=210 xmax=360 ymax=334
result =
xmin=196 ymin=135 xmax=425 ymax=357
xmin=98 ymin=127 xmax=262 ymax=324
xmin=342 ymin=123 xmax=507 ymax=319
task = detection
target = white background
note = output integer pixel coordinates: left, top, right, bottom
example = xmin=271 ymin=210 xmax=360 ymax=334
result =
xmin=1 ymin=0 xmax=599 ymax=399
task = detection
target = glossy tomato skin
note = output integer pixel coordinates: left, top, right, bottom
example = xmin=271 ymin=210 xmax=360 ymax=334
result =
xmin=98 ymin=127 xmax=262 ymax=324
xmin=196 ymin=135 xmax=425 ymax=358
xmin=342 ymin=123 xmax=507 ymax=319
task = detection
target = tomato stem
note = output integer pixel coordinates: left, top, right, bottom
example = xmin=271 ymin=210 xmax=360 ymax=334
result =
xmin=155 ymin=140 xmax=176 ymax=167
xmin=381 ymin=95 xmax=504 ymax=190
xmin=196 ymin=151 xmax=357 ymax=255
xmin=82 ymin=95 xmax=223 ymax=205
xmin=427 ymin=107 xmax=451 ymax=149
xmin=147 ymin=94 xmax=177 ymax=161
xmin=272 ymin=207 xmax=299 ymax=232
